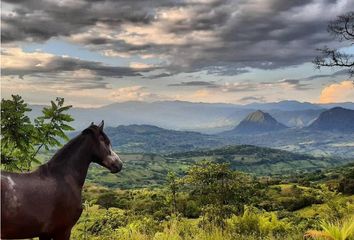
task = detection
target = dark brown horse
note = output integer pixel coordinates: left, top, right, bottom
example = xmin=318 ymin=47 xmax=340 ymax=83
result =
xmin=1 ymin=121 xmax=122 ymax=239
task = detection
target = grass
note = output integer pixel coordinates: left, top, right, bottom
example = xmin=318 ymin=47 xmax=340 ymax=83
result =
xmin=305 ymin=217 xmax=354 ymax=240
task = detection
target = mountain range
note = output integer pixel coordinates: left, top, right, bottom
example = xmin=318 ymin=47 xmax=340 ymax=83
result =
xmin=80 ymin=106 xmax=353 ymax=158
xmin=28 ymin=100 xmax=354 ymax=133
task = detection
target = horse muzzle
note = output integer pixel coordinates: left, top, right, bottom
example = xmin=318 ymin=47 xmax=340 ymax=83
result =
xmin=110 ymin=160 xmax=123 ymax=173
xmin=102 ymin=154 xmax=123 ymax=173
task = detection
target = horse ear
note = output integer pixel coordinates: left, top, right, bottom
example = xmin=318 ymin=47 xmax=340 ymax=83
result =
xmin=98 ymin=120 xmax=104 ymax=131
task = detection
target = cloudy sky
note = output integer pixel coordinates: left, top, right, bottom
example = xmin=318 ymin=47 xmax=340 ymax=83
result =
xmin=1 ymin=0 xmax=354 ymax=107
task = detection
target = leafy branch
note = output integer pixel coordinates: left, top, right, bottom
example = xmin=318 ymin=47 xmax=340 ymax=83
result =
xmin=1 ymin=95 xmax=74 ymax=172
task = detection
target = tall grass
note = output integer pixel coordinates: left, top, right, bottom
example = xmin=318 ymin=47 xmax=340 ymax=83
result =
xmin=304 ymin=217 xmax=354 ymax=240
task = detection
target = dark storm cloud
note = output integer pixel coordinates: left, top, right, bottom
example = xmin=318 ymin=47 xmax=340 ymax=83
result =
xmin=157 ymin=0 xmax=353 ymax=74
xmin=2 ymin=0 xmax=353 ymax=75
xmin=2 ymin=54 xmax=148 ymax=79
xmin=1 ymin=0 xmax=182 ymax=43
xmin=25 ymin=73 xmax=111 ymax=90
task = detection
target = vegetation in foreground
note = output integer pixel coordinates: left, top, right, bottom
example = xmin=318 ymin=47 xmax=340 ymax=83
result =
xmin=70 ymin=162 xmax=354 ymax=240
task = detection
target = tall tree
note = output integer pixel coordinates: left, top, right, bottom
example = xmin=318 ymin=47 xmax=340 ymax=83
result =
xmin=314 ymin=12 xmax=354 ymax=76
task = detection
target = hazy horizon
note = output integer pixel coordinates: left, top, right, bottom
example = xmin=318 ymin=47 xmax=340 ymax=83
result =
xmin=24 ymin=98 xmax=354 ymax=109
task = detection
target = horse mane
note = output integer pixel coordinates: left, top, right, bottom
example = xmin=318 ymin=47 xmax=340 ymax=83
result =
xmin=50 ymin=134 xmax=86 ymax=161
xmin=39 ymin=133 xmax=89 ymax=174
xmin=51 ymin=125 xmax=100 ymax=161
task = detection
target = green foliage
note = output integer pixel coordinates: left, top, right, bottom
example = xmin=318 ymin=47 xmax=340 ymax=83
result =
xmin=72 ymin=160 xmax=354 ymax=239
xmin=185 ymin=161 xmax=262 ymax=207
xmin=184 ymin=161 xmax=264 ymax=226
xmin=34 ymin=97 xmax=74 ymax=152
xmin=1 ymin=95 xmax=35 ymax=170
xmin=338 ymin=168 xmax=354 ymax=194
xmin=1 ymin=95 xmax=74 ymax=171
xmin=96 ymin=190 xmax=121 ymax=209
xmin=167 ymin=171 xmax=180 ymax=215
xmin=226 ymin=206 xmax=293 ymax=238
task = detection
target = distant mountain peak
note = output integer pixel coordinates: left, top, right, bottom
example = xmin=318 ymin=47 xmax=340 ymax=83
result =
xmin=224 ymin=110 xmax=287 ymax=134
xmin=308 ymin=107 xmax=354 ymax=132
xmin=244 ymin=110 xmax=270 ymax=122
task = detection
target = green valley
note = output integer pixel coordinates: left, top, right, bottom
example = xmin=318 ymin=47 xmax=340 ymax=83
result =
xmin=85 ymin=145 xmax=352 ymax=189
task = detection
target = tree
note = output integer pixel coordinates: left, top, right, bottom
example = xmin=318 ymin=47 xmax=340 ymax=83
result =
xmin=1 ymin=95 xmax=74 ymax=171
xmin=184 ymin=161 xmax=263 ymax=226
xmin=166 ymin=171 xmax=179 ymax=215
xmin=314 ymin=12 xmax=354 ymax=76
xmin=1 ymin=95 xmax=35 ymax=171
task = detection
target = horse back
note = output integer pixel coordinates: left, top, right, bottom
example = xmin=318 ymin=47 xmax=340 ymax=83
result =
xmin=1 ymin=171 xmax=82 ymax=238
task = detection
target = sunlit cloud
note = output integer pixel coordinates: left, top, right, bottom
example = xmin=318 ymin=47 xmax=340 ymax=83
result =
xmin=129 ymin=62 xmax=155 ymax=69
xmin=319 ymin=80 xmax=354 ymax=103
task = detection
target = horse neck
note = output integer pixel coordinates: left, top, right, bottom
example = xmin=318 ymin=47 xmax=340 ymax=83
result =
xmin=44 ymin=134 xmax=93 ymax=188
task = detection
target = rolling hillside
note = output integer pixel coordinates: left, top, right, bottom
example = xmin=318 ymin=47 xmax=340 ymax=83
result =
xmin=85 ymin=145 xmax=350 ymax=188
xmin=104 ymin=124 xmax=226 ymax=153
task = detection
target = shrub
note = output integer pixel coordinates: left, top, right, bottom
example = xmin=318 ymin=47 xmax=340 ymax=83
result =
xmin=226 ymin=206 xmax=292 ymax=238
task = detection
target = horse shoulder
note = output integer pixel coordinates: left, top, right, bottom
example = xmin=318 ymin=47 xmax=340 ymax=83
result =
xmin=51 ymin=174 xmax=84 ymax=219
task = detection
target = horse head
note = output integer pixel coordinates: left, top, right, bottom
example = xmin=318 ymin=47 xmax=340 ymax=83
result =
xmin=82 ymin=121 xmax=123 ymax=173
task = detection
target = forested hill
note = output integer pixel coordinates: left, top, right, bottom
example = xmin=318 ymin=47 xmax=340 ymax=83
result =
xmin=166 ymin=145 xmax=347 ymax=174
xmin=104 ymin=124 xmax=225 ymax=153
xmin=168 ymin=145 xmax=314 ymax=159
